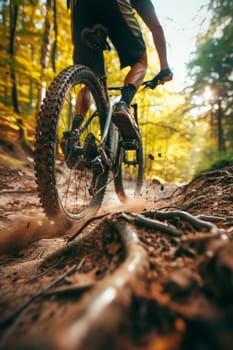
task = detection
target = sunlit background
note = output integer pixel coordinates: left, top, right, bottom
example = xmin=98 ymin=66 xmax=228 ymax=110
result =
xmin=0 ymin=0 xmax=232 ymax=184
xmin=154 ymin=0 xmax=210 ymax=90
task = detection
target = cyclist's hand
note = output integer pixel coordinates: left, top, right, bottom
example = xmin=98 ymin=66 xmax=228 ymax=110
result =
xmin=143 ymin=68 xmax=173 ymax=89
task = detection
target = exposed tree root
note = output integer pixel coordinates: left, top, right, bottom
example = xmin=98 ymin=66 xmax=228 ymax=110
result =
xmin=38 ymin=219 xmax=150 ymax=350
xmin=67 ymin=212 xmax=110 ymax=242
xmin=122 ymin=212 xmax=182 ymax=237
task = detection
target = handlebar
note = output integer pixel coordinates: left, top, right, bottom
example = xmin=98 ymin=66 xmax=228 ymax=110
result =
xmin=107 ymin=86 xmax=123 ymax=91
xmin=108 ymin=68 xmax=172 ymax=92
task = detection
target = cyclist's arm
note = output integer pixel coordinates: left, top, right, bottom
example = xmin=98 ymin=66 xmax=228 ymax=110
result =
xmin=132 ymin=0 xmax=172 ymax=79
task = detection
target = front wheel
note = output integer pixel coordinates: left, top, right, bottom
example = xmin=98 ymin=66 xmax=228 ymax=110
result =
xmin=34 ymin=65 xmax=109 ymax=221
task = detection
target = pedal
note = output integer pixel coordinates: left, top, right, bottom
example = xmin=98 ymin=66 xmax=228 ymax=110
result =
xmin=122 ymin=139 xmax=139 ymax=150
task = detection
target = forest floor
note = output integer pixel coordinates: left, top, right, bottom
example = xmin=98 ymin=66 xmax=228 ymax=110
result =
xmin=0 ymin=129 xmax=233 ymax=350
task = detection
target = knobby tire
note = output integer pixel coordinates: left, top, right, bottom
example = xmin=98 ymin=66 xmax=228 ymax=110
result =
xmin=34 ymin=65 xmax=109 ymax=221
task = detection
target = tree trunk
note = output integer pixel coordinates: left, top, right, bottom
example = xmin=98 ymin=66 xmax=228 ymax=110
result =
xmin=8 ymin=2 xmax=33 ymax=155
xmin=217 ymin=100 xmax=225 ymax=152
xmin=28 ymin=44 xmax=35 ymax=115
xmin=35 ymin=0 xmax=54 ymax=116
xmin=2 ymin=3 xmax=10 ymax=106
xmin=52 ymin=0 xmax=58 ymax=73
xmin=9 ymin=1 xmax=20 ymax=114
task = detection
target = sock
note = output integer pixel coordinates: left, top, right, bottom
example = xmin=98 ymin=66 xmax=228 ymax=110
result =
xmin=120 ymin=83 xmax=136 ymax=106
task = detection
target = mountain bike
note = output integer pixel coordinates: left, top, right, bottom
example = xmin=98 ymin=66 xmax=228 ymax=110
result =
xmin=34 ymin=25 xmax=161 ymax=222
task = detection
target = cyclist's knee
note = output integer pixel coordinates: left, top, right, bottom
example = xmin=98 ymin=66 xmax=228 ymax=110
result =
xmin=133 ymin=52 xmax=147 ymax=72
xmin=139 ymin=51 xmax=148 ymax=68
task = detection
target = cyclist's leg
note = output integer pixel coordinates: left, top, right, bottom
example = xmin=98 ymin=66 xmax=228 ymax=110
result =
xmin=103 ymin=0 xmax=147 ymax=105
xmin=121 ymin=52 xmax=147 ymax=105
xmin=100 ymin=0 xmax=146 ymax=140
xmin=71 ymin=0 xmax=106 ymax=116
xmin=75 ymin=86 xmax=91 ymax=117
xmin=125 ymin=52 xmax=147 ymax=88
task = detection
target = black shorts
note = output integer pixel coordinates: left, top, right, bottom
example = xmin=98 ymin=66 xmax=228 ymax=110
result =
xmin=71 ymin=0 xmax=146 ymax=77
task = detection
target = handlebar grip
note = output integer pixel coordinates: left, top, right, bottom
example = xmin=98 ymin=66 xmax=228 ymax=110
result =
xmin=143 ymin=68 xmax=173 ymax=90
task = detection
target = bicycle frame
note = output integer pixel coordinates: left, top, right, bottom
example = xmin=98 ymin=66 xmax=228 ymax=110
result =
xmin=84 ymin=77 xmax=140 ymax=196
xmin=93 ymin=78 xmax=140 ymax=168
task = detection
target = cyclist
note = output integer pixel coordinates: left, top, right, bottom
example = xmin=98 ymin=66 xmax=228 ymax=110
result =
xmin=68 ymin=0 xmax=173 ymax=141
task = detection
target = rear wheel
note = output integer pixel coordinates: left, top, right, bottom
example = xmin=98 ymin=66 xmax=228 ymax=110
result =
xmin=34 ymin=65 xmax=109 ymax=221
xmin=112 ymin=125 xmax=143 ymax=202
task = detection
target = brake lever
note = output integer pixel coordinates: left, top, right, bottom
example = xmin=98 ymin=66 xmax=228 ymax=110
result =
xmin=142 ymin=78 xmax=159 ymax=90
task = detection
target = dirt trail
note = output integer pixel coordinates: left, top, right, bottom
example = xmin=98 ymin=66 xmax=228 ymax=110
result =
xmin=0 ymin=161 xmax=233 ymax=350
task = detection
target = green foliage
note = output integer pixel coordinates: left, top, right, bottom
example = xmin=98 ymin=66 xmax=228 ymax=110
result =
xmin=187 ymin=0 xmax=233 ymax=158
xmin=194 ymin=150 xmax=233 ymax=176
